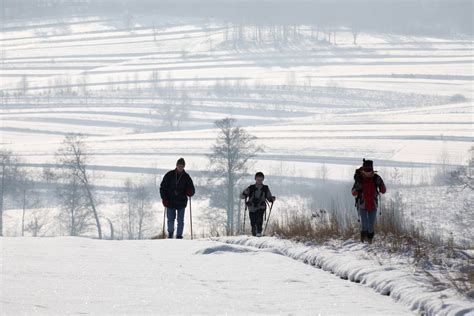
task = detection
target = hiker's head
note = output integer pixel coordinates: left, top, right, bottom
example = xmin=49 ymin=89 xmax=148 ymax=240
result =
xmin=362 ymin=159 xmax=374 ymax=177
xmin=176 ymin=158 xmax=185 ymax=173
xmin=255 ymin=172 xmax=264 ymax=184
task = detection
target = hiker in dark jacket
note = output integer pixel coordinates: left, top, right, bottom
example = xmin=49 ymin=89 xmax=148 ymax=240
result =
xmin=160 ymin=158 xmax=195 ymax=239
xmin=241 ymin=172 xmax=276 ymax=237
xmin=352 ymin=159 xmax=386 ymax=244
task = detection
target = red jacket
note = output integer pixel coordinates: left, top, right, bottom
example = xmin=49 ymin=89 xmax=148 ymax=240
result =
xmin=352 ymin=174 xmax=386 ymax=212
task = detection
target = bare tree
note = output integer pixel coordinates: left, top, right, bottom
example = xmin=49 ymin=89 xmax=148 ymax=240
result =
xmin=0 ymin=150 xmax=19 ymax=236
xmin=79 ymin=70 xmax=89 ymax=104
xmin=352 ymin=27 xmax=359 ymax=45
xmin=124 ymin=178 xmax=136 ymax=239
xmin=155 ymin=90 xmax=190 ymax=131
xmin=199 ymin=206 xmax=227 ymax=237
xmin=19 ymin=74 xmax=28 ymax=96
xmin=42 ymin=166 xmax=58 ymax=184
xmin=123 ymin=11 xmax=134 ymax=31
xmin=25 ymin=208 xmax=51 ymax=237
xmin=17 ymin=169 xmax=41 ymax=237
xmin=56 ymin=134 xmax=102 ymax=238
xmin=319 ymin=163 xmax=329 ymax=182
xmin=449 ymin=146 xmax=474 ymax=190
xmin=150 ymin=70 xmax=160 ymax=93
xmin=56 ymin=165 xmax=92 ymax=236
xmin=134 ymin=182 xmax=153 ymax=239
xmin=209 ymin=118 xmax=262 ymax=235
xmin=106 ymin=217 xmax=115 ymax=240
xmin=122 ymin=178 xmax=154 ymax=240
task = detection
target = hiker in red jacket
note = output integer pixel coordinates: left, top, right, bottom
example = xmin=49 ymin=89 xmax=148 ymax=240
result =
xmin=352 ymin=159 xmax=386 ymax=244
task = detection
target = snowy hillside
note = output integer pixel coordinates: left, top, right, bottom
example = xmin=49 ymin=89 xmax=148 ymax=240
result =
xmin=2 ymin=11 xmax=473 ymax=243
xmin=1 ymin=236 xmax=473 ymax=315
xmin=1 ymin=1 xmax=473 ymax=315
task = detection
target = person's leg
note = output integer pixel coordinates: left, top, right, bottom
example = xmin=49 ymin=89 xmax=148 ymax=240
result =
xmin=176 ymin=208 xmax=186 ymax=238
xmin=249 ymin=211 xmax=257 ymax=236
xmin=367 ymin=210 xmax=377 ymax=243
xmin=359 ymin=209 xmax=369 ymax=242
xmin=167 ymin=208 xmax=176 ymax=238
xmin=256 ymin=209 xmax=264 ymax=236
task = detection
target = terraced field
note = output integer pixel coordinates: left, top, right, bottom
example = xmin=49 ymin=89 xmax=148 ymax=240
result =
xmin=1 ymin=14 xmax=472 ymax=240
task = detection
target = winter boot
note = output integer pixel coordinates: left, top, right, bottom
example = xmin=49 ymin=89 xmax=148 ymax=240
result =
xmin=367 ymin=232 xmax=375 ymax=244
xmin=168 ymin=232 xmax=174 ymax=239
xmin=360 ymin=231 xmax=368 ymax=243
xmin=176 ymin=235 xmax=183 ymax=239
xmin=251 ymin=226 xmax=257 ymax=237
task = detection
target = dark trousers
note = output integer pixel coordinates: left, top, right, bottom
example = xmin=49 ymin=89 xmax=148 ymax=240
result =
xmin=167 ymin=208 xmax=185 ymax=238
xmin=249 ymin=209 xmax=265 ymax=236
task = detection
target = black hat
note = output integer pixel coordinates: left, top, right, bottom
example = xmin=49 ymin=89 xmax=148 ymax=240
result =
xmin=255 ymin=172 xmax=264 ymax=179
xmin=362 ymin=159 xmax=373 ymax=172
xmin=177 ymin=158 xmax=185 ymax=166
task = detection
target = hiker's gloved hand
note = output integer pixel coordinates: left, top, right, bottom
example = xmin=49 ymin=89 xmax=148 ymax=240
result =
xmin=162 ymin=199 xmax=170 ymax=207
xmin=270 ymin=196 xmax=276 ymax=202
xmin=186 ymin=188 xmax=194 ymax=197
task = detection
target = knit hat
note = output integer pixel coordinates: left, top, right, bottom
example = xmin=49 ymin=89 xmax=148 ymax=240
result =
xmin=255 ymin=172 xmax=264 ymax=179
xmin=362 ymin=159 xmax=373 ymax=172
xmin=176 ymin=158 xmax=185 ymax=166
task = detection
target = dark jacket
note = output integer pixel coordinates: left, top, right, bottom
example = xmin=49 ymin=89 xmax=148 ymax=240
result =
xmin=240 ymin=184 xmax=274 ymax=212
xmin=160 ymin=169 xmax=195 ymax=209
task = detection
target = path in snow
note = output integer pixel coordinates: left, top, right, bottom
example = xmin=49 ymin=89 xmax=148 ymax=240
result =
xmin=0 ymin=237 xmax=411 ymax=315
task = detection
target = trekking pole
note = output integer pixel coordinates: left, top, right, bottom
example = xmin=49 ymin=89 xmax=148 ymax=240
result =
xmin=162 ymin=207 xmax=166 ymax=239
xmin=242 ymin=199 xmax=248 ymax=234
xmin=379 ymin=194 xmax=382 ymax=216
xmin=263 ymin=201 xmax=274 ymax=236
xmin=189 ymin=196 xmax=193 ymax=240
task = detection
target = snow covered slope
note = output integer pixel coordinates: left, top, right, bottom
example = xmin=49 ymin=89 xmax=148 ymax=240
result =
xmin=1 ymin=13 xmax=472 ymax=244
xmin=2 ymin=15 xmax=472 ymax=183
xmin=217 ymin=236 xmax=474 ymax=316
xmin=0 ymin=237 xmax=414 ymax=315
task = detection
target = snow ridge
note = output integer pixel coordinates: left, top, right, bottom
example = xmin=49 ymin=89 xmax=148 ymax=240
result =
xmin=215 ymin=236 xmax=474 ymax=316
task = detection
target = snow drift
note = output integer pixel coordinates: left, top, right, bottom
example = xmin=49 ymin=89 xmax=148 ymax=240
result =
xmin=216 ymin=236 xmax=474 ymax=315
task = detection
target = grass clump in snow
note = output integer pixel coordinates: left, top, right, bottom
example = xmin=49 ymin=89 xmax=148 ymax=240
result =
xmin=268 ymin=200 xmax=473 ymax=297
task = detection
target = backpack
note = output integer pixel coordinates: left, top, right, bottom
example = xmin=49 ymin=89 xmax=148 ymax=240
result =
xmin=246 ymin=184 xmax=269 ymax=208
xmin=353 ymin=168 xmax=381 ymax=207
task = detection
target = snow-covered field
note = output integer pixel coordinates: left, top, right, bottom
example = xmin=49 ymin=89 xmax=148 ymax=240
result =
xmin=0 ymin=236 xmax=415 ymax=315
xmin=1 ymin=12 xmax=473 ymax=241
xmin=0 ymin=4 xmax=473 ymax=316
xmin=1 ymin=236 xmax=473 ymax=315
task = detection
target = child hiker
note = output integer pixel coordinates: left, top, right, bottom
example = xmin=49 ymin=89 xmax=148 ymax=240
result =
xmin=241 ymin=172 xmax=276 ymax=237
xmin=352 ymin=159 xmax=386 ymax=244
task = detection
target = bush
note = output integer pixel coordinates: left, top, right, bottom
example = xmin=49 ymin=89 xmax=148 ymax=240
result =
xmin=270 ymin=208 xmax=357 ymax=243
xmin=450 ymin=93 xmax=467 ymax=103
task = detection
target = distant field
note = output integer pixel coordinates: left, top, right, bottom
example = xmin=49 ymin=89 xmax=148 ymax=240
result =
xmin=1 ymin=14 xmax=472 ymax=242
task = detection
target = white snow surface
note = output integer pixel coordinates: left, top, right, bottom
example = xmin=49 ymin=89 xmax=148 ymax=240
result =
xmin=0 ymin=236 xmax=416 ymax=315
xmin=216 ymin=236 xmax=474 ymax=316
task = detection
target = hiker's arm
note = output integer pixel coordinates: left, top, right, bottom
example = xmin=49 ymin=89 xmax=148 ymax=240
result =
xmin=352 ymin=182 xmax=361 ymax=196
xmin=186 ymin=175 xmax=195 ymax=197
xmin=160 ymin=172 xmax=171 ymax=207
xmin=266 ymin=187 xmax=275 ymax=202
xmin=160 ymin=172 xmax=170 ymax=200
xmin=376 ymin=176 xmax=386 ymax=194
xmin=240 ymin=187 xmax=249 ymax=199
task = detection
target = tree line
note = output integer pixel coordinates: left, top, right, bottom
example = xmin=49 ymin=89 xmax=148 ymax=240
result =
xmin=0 ymin=117 xmax=263 ymax=238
